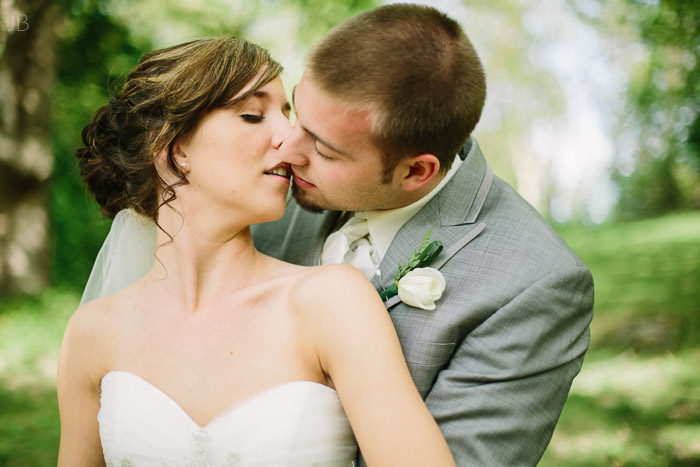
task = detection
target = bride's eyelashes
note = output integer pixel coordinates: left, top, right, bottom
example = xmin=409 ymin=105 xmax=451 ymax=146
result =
xmin=241 ymin=114 xmax=264 ymax=123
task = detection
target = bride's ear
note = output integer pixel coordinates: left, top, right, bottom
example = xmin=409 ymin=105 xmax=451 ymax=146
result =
xmin=154 ymin=143 xmax=189 ymax=186
xmin=171 ymin=142 xmax=190 ymax=175
xmin=155 ymin=142 xmax=189 ymax=177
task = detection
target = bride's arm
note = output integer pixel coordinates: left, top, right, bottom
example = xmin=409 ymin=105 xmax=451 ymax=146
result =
xmin=295 ymin=264 xmax=456 ymax=467
xmin=57 ymin=302 xmax=108 ymax=466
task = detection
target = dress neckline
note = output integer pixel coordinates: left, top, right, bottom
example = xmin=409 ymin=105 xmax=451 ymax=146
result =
xmin=101 ymin=370 xmax=337 ymax=429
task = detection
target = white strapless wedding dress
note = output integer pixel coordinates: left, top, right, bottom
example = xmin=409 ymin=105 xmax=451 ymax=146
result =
xmin=98 ymin=371 xmax=358 ymax=466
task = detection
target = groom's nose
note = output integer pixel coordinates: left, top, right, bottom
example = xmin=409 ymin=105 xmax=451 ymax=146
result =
xmin=279 ymin=123 xmax=311 ymax=166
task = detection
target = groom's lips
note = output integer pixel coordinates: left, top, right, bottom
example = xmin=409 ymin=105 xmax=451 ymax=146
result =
xmin=291 ymin=169 xmax=316 ymax=189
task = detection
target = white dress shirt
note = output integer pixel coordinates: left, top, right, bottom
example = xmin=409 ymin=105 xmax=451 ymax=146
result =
xmin=321 ymin=155 xmax=462 ymax=279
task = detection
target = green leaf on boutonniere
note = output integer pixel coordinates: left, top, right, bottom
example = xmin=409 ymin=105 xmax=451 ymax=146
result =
xmin=379 ymin=227 xmax=443 ymax=301
xmin=378 ymin=283 xmax=398 ymax=301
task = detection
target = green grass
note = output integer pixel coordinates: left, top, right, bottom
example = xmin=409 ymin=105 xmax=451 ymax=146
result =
xmin=0 ymin=211 xmax=699 ymax=465
xmin=0 ymin=289 xmax=77 ymax=466
xmin=540 ymin=211 xmax=700 ymax=466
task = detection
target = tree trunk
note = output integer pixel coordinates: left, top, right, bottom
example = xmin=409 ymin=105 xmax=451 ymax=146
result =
xmin=0 ymin=0 xmax=59 ymax=295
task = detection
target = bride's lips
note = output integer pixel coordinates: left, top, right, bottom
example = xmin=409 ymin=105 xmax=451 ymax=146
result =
xmin=291 ymin=168 xmax=316 ymax=189
xmin=264 ymin=163 xmax=291 ymax=185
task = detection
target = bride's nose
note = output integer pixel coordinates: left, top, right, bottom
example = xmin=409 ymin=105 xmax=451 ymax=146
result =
xmin=272 ymin=117 xmax=293 ymax=150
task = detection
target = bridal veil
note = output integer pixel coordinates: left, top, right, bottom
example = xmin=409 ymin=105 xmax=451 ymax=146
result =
xmin=80 ymin=209 xmax=157 ymax=305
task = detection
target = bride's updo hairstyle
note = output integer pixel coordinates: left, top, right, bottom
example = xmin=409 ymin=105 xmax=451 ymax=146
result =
xmin=76 ymin=37 xmax=282 ymax=220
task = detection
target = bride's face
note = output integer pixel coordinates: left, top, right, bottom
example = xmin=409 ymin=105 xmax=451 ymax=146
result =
xmin=177 ymin=76 xmax=293 ymax=224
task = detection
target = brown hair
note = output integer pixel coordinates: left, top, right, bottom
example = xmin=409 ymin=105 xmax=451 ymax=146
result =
xmin=76 ymin=36 xmax=282 ymax=220
xmin=307 ymin=4 xmax=486 ymax=178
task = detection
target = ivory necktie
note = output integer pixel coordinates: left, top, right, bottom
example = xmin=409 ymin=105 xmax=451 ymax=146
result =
xmin=320 ymin=214 xmax=377 ymax=279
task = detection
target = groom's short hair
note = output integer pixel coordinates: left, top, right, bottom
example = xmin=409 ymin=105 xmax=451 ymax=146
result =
xmin=307 ymin=3 xmax=486 ymax=177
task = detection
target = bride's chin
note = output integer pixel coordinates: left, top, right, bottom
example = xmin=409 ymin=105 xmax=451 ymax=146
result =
xmin=250 ymin=202 xmax=287 ymax=225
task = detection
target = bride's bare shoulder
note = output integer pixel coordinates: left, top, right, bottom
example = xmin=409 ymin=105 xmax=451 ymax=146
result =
xmin=294 ymin=263 xmax=368 ymax=290
xmin=64 ymin=284 xmax=141 ymax=346
xmin=59 ymin=293 xmax=126 ymax=386
xmin=289 ymin=264 xmax=385 ymax=317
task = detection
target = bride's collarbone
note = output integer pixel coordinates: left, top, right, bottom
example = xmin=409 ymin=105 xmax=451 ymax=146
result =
xmin=138 ymin=271 xmax=301 ymax=315
xmin=107 ymin=305 xmax=322 ymax=384
xmin=121 ymin=284 xmax=298 ymax=333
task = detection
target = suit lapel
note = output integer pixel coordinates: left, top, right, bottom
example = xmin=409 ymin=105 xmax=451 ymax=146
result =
xmin=371 ymin=138 xmax=493 ymax=307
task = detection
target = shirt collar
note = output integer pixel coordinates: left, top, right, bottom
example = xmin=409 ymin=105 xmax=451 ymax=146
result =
xmin=356 ymin=154 xmax=463 ymax=261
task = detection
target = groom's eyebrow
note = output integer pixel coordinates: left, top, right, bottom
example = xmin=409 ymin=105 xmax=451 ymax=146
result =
xmin=291 ymin=86 xmax=350 ymax=157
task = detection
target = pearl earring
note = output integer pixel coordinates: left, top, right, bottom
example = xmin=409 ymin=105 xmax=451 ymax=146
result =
xmin=180 ymin=162 xmax=187 ymax=169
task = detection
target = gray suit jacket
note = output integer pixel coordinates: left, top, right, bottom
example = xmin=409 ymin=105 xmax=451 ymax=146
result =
xmin=252 ymin=138 xmax=594 ymax=466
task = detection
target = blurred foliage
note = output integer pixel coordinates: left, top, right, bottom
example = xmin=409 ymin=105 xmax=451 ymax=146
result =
xmin=2 ymin=212 xmax=699 ymax=463
xmin=573 ymin=0 xmax=700 ymax=219
xmin=50 ymin=0 xmax=150 ymax=290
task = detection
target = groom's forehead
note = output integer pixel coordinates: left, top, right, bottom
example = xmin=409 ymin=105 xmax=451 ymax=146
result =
xmin=303 ymin=86 xmax=376 ymax=142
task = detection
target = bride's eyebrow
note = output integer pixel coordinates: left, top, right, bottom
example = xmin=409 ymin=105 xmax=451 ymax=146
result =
xmin=226 ymin=91 xmax=268 ymax=110
xmin=247 ymin=90 xmax=290 ymax=110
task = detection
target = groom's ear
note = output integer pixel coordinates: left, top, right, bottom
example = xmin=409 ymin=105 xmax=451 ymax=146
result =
xmin=399 ymin=154 xmax=440 ymax=192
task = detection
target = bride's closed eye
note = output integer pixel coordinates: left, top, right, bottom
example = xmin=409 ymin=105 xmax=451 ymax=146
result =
xmin=241 ymin=114 xmax=264 ymax=123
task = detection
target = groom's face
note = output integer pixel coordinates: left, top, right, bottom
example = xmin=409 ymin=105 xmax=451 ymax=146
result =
xmin=280 ymin=74 xmax=406 ymax=213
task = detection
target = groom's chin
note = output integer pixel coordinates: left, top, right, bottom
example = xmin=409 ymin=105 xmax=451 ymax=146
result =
xmin=291 ymin=183 xmax=326 ymax=214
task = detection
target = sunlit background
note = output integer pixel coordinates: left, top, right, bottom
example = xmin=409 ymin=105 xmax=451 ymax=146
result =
xmin=1 ymin=0 xmax=698 ymax=465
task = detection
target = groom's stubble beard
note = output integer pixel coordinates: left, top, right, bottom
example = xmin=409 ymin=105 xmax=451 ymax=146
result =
xmin=291 ymin=172 xmax=399 ymax=214
xmin=291 ymin=182 xmax=326 ymax=214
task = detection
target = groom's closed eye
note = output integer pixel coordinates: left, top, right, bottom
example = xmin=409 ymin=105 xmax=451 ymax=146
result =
xmin=314 ymin=146 xmax=333 ymax=161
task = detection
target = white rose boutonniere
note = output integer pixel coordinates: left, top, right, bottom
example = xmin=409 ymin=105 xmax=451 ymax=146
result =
xmin=379 ymin=227 xmax=446 ymax=309
xmin=397 ymin=267 xmax=446 ymax=310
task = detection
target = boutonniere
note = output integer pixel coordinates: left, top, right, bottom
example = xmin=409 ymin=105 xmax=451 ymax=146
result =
xmin=379 ymin=228 xmax=445 ymax=310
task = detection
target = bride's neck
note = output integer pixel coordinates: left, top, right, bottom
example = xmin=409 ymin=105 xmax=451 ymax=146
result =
xmin=147 ymin=205 xmax=265 ymax=312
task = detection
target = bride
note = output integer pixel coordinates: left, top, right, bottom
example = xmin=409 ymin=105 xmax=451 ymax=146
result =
xmin=57 ymin=37 xmax=455 ymax=466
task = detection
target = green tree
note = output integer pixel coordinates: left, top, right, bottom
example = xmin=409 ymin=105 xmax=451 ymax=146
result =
xmin=622 ymin=0 xmax=699 ymax=217
xmin=576 ymin=0 xmax=700 ymax=218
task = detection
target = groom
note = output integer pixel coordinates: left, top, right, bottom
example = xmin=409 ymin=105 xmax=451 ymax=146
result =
xmin=252 ymin=3 xmax=594 ymax=466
